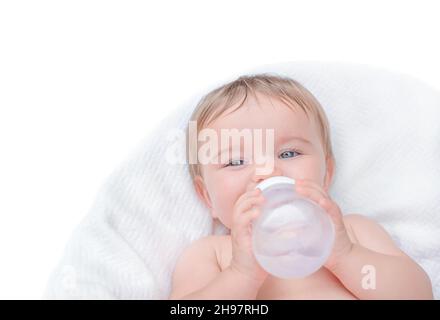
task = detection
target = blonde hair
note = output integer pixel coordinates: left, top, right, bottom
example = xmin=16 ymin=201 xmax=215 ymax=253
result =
xmin=186 ymin=73 xmax=334 ymax=180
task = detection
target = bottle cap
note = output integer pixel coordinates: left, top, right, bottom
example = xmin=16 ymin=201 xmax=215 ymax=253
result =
xmin=256 ymin=176 xmax=296 ymax=191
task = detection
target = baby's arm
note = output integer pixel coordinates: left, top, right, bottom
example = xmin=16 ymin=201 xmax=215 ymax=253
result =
xmin=328 ymin=214 xmax=433 ymax=299
xmin=169 ymin=236 xmax=264 ymax=300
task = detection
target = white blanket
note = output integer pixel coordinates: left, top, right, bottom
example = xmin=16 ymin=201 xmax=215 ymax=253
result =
xmin=45 ymin=61 xmax=440 ymax=299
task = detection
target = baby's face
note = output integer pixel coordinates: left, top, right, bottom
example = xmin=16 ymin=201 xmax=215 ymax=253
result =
xmin=194 ymin=93 xmax=334 ymax=229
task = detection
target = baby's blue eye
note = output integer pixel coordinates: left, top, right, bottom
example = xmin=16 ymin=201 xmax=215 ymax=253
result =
xmin=279 ymin=150 xmax=301 ymax=159
xmin=225 ymin=159 xmax=245 ymax=167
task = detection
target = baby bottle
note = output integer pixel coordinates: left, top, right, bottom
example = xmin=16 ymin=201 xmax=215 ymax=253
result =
xmin=252 ymin=176 xmax=335 ymax=279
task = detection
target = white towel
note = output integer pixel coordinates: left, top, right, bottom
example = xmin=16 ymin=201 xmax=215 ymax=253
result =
xmin=45 ymin=61 xmax=440 ymax=299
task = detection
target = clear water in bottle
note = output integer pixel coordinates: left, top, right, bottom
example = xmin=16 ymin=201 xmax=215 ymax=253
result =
xmin=252 ymin=176 xmax=335 ymax=279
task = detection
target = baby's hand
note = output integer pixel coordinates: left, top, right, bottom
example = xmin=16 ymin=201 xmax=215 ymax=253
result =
xmin=294 ymin=179 xmax=354 ymax=271
xmin=230 ymin=189 xmax=269 ymax=283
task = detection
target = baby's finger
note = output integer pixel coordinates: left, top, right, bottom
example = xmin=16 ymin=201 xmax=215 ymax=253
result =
xmin=295 ymin=184 xmax=328 ymax=207
xmin=318 ymin=198 xmax=344 ymax=227
xmin=232 ymin=196 xmax=264 ymax=232
xmin=296 ymin=185 xmax=344 ymax=227
xmin=236 ymin=189 xmax=261 ymax=205
xmin=295 ymin=180 xmax=328 ymax=199
xmin=234 ymin=195 xmax=265 ymax=219
xmin=234 ymin=207 xmax=262 ymax=238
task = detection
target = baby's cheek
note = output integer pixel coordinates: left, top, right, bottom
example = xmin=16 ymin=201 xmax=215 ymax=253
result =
xmin=225 ymin=195 xmax=242 ymax=226
xmin=208 ymin=190 xmax=231 ymax=226
xmin=285 ymin=158 xmax=324 ymax=182
xmin=211 ymin=173 xmax=248 ymax=226
xmin=215 ymin=206 xmax=233 ymax=230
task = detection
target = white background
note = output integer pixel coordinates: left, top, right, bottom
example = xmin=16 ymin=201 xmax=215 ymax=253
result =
xmin=0 ymin=0 xmax=439 ymax=299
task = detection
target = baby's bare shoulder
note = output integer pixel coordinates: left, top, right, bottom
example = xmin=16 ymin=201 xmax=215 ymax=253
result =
xmin=170 ymin=235 xmax=227 ymax=299
xmin=343 ymin=213 xmax=386 ymax=234
xmin=202 ymin=234 xmax=232 ymax=270
xmin=184 ymin=234 xmax=230 ymax=263
xmin=342 ymin=213 xmax=406 ymax=257
xmin=192 ymin=234 xmax=230 ymax=248
xmin=343 ymin=213 xmax=385 ymax=240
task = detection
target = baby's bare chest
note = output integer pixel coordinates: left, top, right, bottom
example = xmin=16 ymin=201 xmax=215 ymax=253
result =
xmin=214 ymin=236 xmax=357 ymax=300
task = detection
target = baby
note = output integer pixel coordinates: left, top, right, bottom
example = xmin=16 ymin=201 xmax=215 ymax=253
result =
xmin=169 ymin=74 xmax=433 ymax=300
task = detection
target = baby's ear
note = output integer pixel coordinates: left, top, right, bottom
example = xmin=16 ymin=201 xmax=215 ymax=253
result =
xmin=324 ymin=156 xmax=335 ymax=192
xmin=193 ymin=176 xmax=219 ymax=219
xmin=193 ymin=175 xmax=213 ymax=210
